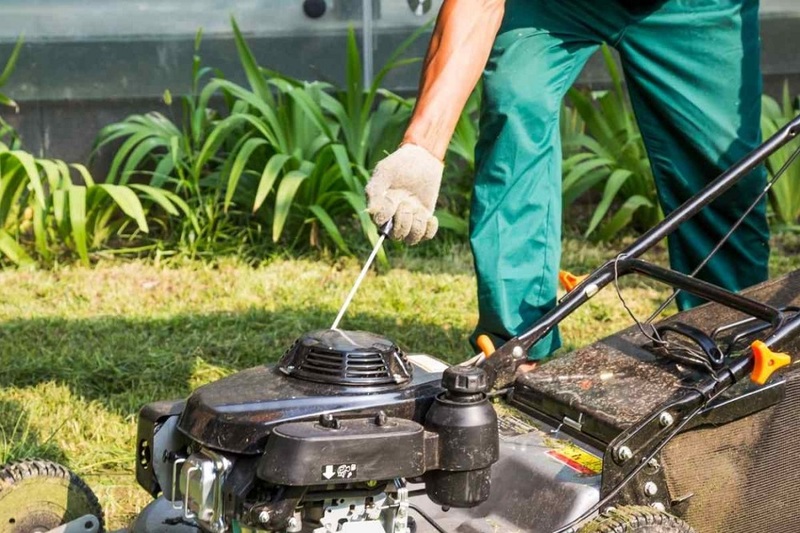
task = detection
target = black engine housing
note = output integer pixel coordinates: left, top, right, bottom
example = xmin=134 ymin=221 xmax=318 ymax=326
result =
xmin=137 ymin=328 xmax=500 ymax=526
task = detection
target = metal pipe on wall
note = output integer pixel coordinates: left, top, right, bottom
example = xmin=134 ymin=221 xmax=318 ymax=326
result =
xmin=362 ymin=0 xmax=374 ymax=86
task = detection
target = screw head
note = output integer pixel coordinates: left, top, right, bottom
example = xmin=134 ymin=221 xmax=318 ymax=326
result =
xmin=616 ymin=446 xmax=633 ymax=462
xmin=288 ymin=517 xmax=300 ymax=530
xmin=512 ymin=346 xmax=524 ymax=358
xmin=644 ymin=481 xmax=659 ymax=496
xmin=651 ymin=502 xmax=666 ymax=512
xmin=659 ymin=411 xmax=674 ymax=427
xmin=258 ymin=511 xmax=270 ymax=524
xmin=647 ymin=458 xmax=660 ymax=471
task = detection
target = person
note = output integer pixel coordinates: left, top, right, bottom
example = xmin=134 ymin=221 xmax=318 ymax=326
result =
xmin=364 ymin=0 xmax=770 ymax=369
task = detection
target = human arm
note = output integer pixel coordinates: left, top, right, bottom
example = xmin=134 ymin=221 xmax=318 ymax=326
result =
xmin=403 ymin=0 xmax=505 ymax=160
xmin=365 ymin=0 xmax=505 ymax=244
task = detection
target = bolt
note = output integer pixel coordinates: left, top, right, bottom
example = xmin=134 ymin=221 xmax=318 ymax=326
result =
xmin=659 ymin=411 xmax=674 ymax=427
xmin=585 ymin=283 xmax=600 ymax=298
xmin=616 ymin=446 xmax=633 ymax=462
xmin=319 ymin=413 xmax=341 ymax=429
xmin=512 ymin=346 xmax=524 ymax=358
xmin=258 ymin=511 xmax=270 ymax=524
xmin=647 ymin=458 xmax=660 ymax=470
xmin=651 ymin=502 xmax=666 ymax=512
xmin=644 ymin=481 xmax=659 ymax=497
xmin=288 ymin=517 xmax=300 ymax=530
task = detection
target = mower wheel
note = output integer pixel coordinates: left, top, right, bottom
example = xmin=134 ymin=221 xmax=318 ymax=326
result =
xmin=0 ymin=460 xmax=104 ymax=533
xmin=578 ymin=506 xmax=695 ymax=533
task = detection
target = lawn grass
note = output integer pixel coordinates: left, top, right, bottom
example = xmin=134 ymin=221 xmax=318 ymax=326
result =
xmin=0 ymin=233 xmax=798 ymax=527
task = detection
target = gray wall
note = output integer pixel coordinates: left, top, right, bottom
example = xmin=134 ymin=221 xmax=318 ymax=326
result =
xmin=0 ymin=0 xmax=798 ymax=169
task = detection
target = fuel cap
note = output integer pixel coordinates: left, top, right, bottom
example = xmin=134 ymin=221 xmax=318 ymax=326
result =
xmin=442 ymin=366 xmax=488 ymax=395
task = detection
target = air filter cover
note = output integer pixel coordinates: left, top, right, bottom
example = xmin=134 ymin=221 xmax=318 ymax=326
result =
xmin=278 ymin=329 xmax=412 ymax=387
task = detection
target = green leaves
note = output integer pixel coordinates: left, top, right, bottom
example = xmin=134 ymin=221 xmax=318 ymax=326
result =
xmin=0 ymin=33 xmax=166 ymax=267
xmin=0 ymin=36 xmax=24 ymax=112
xmin=563 ymin=44 xmax=661 ymax=242
xmin=0 ymin=141 xmax=166 ymax=266
xmin=94 ymin=17 xmax=421 ymax=258
xmin=762 ymin=82 xmax=800 ymax=229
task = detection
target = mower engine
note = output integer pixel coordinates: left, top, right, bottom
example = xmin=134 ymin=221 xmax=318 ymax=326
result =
xmin=133 ymin=329 xmax=498 ymax=533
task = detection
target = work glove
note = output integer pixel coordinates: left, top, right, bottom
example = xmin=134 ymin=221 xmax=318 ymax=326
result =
xmin=365 ymin=143 xmax=444 ymax=245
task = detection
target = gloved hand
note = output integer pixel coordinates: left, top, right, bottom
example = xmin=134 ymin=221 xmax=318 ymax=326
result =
xmin=365 ymin=143 xmax=444 ymax=245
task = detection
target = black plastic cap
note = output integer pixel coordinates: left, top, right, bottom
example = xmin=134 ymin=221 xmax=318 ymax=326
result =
xmin=303 ymin=0 xmax=327 ymax=19
xmin=442 ymin=366 xmax=488 ymax=395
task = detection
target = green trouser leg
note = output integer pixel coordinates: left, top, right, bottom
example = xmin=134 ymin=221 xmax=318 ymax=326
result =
xmin=469 ymin=1 xmax=606 ymax=359
xmin=617 ymin=0 xmax=769 ymax=310
xmin=470 ymin=0 xmax=769 ymax=359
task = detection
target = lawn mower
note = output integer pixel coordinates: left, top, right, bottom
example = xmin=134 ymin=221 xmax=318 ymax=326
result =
xmin=7 ymin=111 xmax=800 ymax=533
xmin=121 ymin=112 xmax=800 ymax=533
xmin=132 ymin=116 xmax=800 ymax=533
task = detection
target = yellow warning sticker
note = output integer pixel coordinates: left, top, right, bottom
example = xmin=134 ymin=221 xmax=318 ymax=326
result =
xmin=545 ymin=442 xmax=602 ymax=476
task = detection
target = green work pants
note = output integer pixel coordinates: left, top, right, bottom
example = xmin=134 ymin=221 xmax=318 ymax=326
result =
xmin=469 ymin=0 xmax=770 ymax=359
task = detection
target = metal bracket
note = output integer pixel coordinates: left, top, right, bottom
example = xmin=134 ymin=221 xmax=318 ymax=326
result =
xmin=171 ymin=457 xmax=186 ymax=509
xmin=391 ymin=481 xmax=410 ymax=533
xmin=601 ymin=452 xmax=673 ymax=513
xmin=46 ymin=515 xmax=100 ymax=533
xmin=563 ymin=413 xmax=584 ymax=432
xmin=551 ymin=412 xmax=583 ymax=437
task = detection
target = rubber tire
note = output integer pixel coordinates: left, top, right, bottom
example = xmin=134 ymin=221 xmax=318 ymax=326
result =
xmin=0 ymin=460 xmax=104 ymax=533
xmin=578 ymin=506 xmax=695 ymax=533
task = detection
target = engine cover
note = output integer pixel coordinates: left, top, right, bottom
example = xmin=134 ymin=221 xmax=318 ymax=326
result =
xmin=176 ymin=355 xmax=444 ymax=455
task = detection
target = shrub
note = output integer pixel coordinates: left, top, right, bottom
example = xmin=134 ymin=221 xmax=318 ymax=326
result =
xmin=95 ymin=21 xmax=425 ymax=260
xmin=0 ymin=38 xmax=175 ymax=266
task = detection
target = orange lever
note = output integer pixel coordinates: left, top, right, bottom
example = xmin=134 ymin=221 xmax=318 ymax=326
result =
xmin=750 ymin=340 xmax=792 ymax=385
xmin=476 ymin=334 xmax=496 ymax=359
xmin=559 ymin=270 xmax=588 ymax=292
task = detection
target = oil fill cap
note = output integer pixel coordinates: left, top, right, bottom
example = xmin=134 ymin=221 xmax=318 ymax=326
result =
xmin=442 ymin=366 xmax=488 ymax=395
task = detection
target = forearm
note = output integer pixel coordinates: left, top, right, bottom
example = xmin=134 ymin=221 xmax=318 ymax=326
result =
xmin=403 ymin=0 xmax=505 ymax=160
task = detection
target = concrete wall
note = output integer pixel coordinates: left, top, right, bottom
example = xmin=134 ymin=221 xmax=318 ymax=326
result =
xmin=0 ymin=0 xmax=798 ymax=170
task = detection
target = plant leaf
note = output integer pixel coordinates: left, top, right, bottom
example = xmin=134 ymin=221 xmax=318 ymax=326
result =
xmin=272 ymin=170 xmax=308 ymax=242
xmin=0 ymin=229 xmax=34 ymax=267
xmin=435 ymin=210 xmax=469 ymax=236
xmin=254 ymin=153 xmax=291 ymax=212
xmin=585 ymin=168 xmax=633 ymax=237
xmin=97 ymin=184 xmax=149 ymax=233
xmin=225 ymin=137 xmax=267 ymax=210
xmin=595 ymin=195 xmax=653 ymax=242
xmin=68 ymin=186 xmax=89 ymax=265
xmin=308 ymin=204 xmax=350 ymax=253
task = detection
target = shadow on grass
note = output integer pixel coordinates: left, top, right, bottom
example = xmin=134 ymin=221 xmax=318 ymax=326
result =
xmin=0 ymin=307 xmax=472 ymax=419
xmin=0 ymin=399 xmax=67 ymax=465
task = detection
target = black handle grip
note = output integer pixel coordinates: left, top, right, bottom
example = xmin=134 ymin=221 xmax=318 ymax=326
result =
xmin=655 ymin=321 xmax=725 ymax=369
xmin=378 ymin=219 xmax=393 ymax=238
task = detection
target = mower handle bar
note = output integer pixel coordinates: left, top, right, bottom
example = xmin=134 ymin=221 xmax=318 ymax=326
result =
xmin=483 ymin=114 xmax=800 ymax=389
